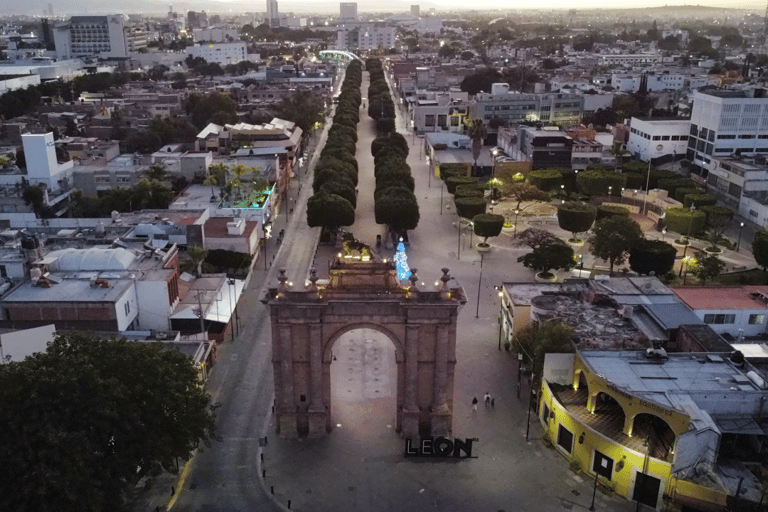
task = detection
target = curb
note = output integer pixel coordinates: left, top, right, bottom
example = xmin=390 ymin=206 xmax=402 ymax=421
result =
xmin=166 ymin=451 xmax=196 ymax=510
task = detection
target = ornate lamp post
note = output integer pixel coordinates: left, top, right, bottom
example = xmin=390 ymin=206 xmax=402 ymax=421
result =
xmin=737 ymin=222 xmax=745 ymax=252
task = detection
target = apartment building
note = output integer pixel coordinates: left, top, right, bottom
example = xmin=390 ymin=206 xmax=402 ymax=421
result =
xmin=335 ymin=23 xmax=395 ymax=51
xmin=186 ymin=42 xmax=248 ymax=65
xmin=470 ymin=84 xmax=583 ymax=127
xmin=705 ymin=153 xmax=768 ymax=225
xmin=53 ymin=15 xmax=145 ymax=60
xmin=687 ymin=89 xmax=768 ymax=179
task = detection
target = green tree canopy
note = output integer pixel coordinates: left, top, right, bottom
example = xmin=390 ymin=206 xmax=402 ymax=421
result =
xmin=472 ymin=213 xmax=505 ymax=245
xmin=0 ymin=332 xmax=218 ymax=512
xmin=501 ymin=182 xmax=550 ymax=210
xmin=186 ymin=92 xmax=238 ymax=130
xmin=688 ymin=253 xmax=725 ymax=283
xmin=446 ymin=176 xmax=478 ymax=195
xmin=374 ymin=186 xmax=420 ymax=232
xmin=596 ymin=204 xmax=630 ymax=221
xmin=629 ymin=239 xmax=677 ymax=276
xmin=589 ymin=216 xmax=644 ymax=274
xmin=275 ymin=89 xmax=325 ymax=134
xmin=519 ymin=242 xmax=575 ymax=276
xmin=752 ymin=230 xmax=768 ymax=271
xmin=700 ymin=205 xmax=733 ymax=248
xmin=454 ymin=196 xmax=487 ymax=219
xmin=665 ymin=206 xmax=707 ymax=236
xmin=528 ymin=168 xmax=563 ymax=192
xmin=557 ymin=201 xmax=597 ymax=240
xmin=512 ymin=320 xmax=574 ymax=388
xmin=306 ymin=190 xmax=355 ymax=230
xmin=576 ymin=168 xmax=627 ymax=196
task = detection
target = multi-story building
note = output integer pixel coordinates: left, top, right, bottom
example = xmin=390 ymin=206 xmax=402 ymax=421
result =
xmin=598 ymin=53 xmax=660 ymax=66
xmin=517 ymin=126 xmax=573 ymax=170
xmin=187 ymin=11 xmax=208 ymax=30
xmin=186 ymin=42 xmax=248 ymax=65
xmin=409 ymin=90 xmax=469 ymax=133
xmin=339 ymin=2 xmax=357 ymax=20
xmin=470 ymin=84 xmax=584 ymax=127
xmin=687 ymin=89 xmax=768 ymax=179
xmin=266 ymin=0 xmax=280 ymax=28
xmin=53 ymin=15 xmax=140 ymax=60
xmin=192 ymin=27 xmax=240 ymax=43
xmin=627 ymin=117 xmax=690 ymax=164
xmin=705 ymin=153 xmax=768 ymax=225
xmin=335 ymin=23 xmax=395 ymax=52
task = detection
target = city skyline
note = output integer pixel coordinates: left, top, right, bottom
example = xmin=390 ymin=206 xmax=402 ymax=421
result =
xmin=0 ymin=0 xmax=764 ymax=17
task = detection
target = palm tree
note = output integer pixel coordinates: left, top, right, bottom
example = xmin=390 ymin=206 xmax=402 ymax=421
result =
xmin=609 ymin=141 xmax=630 ymax=171
xmin=469 ymin=119 xmax=486 ymax=177
xmin=186 ymin=246 xmax=209 ymax=277
xmin=228 ymin=164 xmax=256 ymax=201
xmin=205 ymin=163 xmax=228 ymax=201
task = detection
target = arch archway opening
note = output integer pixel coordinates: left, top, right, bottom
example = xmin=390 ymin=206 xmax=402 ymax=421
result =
xmin=632 ymin=413 xmax=675 ymax=461
xmin=594 ymin=391 xmax=626 ymax=433
xmin=329 ymin=327 xmax=399 ymax=442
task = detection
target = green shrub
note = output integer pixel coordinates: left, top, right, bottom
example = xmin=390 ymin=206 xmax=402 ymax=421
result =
xmin=557 ymin=201 xmax=597 ymax=237
xmin=596 ymin=204 xmax=630 ymax=220
xmin=665 ymin=206 xmax=707 ymax=235
xmin=674 ymin=187 xmax=704 ymax=203
xmin=657 ymin=178 xmax=694 ymax=196
xmin=624 ymin=172 xmax=645 ymax=190
xmin=446 ymin=176 xmax=478 ymax=194
xmin=629 ymin=239 xmax=677 ymax=276
xmin=528 ymin=168 xmax=563 ymax=192
xmin=454 ymin=196 xmax=486 ymax=219
xmin=576 ymin=169 xmax=627 ymax=196
xmin=472 ymin=213 xmax=505 ymax=243
xmin=455 ymin=184 xmax=485 ymax=198
xmin=683 ymin=193 xmax=716 ymax=209
xmin=439 ymin=163 xmax=471 ymax=181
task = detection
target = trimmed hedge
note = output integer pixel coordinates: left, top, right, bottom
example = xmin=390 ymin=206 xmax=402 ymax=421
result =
xmin=674 ymin=187 xmax=704 ymax=203
xmin=557 ymin=201 xmax=597 ymax=235
xmin=665 ymin=206 xmax=707 ymax=235
xmin=439 ymin=163 xmax=471 ymax=180
xmin=454 ymin=196 xmax=487 ymax=219
xmin=446 ymin=176 xmax=478 ymax=194
xmin=576 ymin=169 xmax=627 ymax=196
xmin=455 ymin=184 xmax=485 ymax=198
xmin=657 ymin=178 xmax=695 ymax=196
xmin=528 ymin=168 xmax=563 ymax=192
xmin=683 ymin=193 xmax=717 ymax=209
xmin=596 ymin=204 xmax=630 ymax=221
xmin=472 ymin=213 xmax=505 ymax=242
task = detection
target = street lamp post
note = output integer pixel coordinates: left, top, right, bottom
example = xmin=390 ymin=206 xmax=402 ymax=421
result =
xmin=475 ymin=252 xmax=484 ymax=318
xmin=679 ymin=203 xmax=696 ymax=277
xmin=737 ymin=222 xmax=745 ymax=252
xmin=621 ymin=187 xmax=625 ymax=204
xmin=457 ymin=213 xmax=461 ymax=260
xmin=608 ymin=185 xmax=612 ymax=198
xmin=589 ymin=472 xmax=598 ymax=511
xmin=662 ymin=228 xmax=667 ymax=241
xmin=514 ymin=209 xmax=520 ymax=238
xmin=525 ymin=351 xmax=537 ymax=442
xmin=496 ymin=287 xmax=504 ymax=351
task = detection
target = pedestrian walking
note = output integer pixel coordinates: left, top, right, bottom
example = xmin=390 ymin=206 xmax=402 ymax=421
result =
xmin=491 ymin=398 xmax=495 ymax=409
xmin=484 ymin=392 xmax=491 ymax=407
xmin=472 ymin=397 xmax=478 ymax=411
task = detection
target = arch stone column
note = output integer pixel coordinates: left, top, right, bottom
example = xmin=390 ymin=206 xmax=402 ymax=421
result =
xmin=264 ymin=261 xmax=466 ymax=439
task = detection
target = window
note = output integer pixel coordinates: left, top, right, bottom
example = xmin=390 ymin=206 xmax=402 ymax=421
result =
xmin=424 ymin=114 xmax=435 ymax=126
xmin=593 ymin=450 xmax=614 ymax=480
xmin=542 ymin=403 xmax=550 ymax=424
xmin=690 ymin=124 xmax=698 ymax=136
xmin=0 ymin=265 xmax=7 ymax=278
xmin=749 ymin=314 xmax=765 ymax=325
xmin=718 ymin=134 xmax=736 ymax=139
xmin=703 ymin=314 xmax=735 ymax=324
xmin=124 ymin=302 xmax=131 ymax=315
xmin=662 ymin=135 xmax=670 ymax=140
xmin=751 ymin=209 xmax=758 ymax=218
xmin=681 ymin=135 xmax=688 ymax=141
xmin=739 ymin=134 xmax=755 ymax=139
xmin=557 ymin=424 xmax=574 ymax=453
xmin=652 ymin=135 xmax=661 ymax=140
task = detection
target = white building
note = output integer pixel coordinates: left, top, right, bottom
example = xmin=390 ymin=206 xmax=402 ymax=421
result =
xmin=672 ymin=286 xmax=768 ymax=338
xmin=21 ymin=132 xmax=74 ymax=194
xmin=470 ymin=85 xmax=584 ymax=127
xmin=410 ymin=90 xmax=469 ymax=133
xmin=53 ymin=15 xmax=139 ymax=60
xmin=705 ymin=154 xmax=768 ymax=225
xmin=598 ymin=53 xmax=660 ymax=67
xmin=335 ymin=24 xmax=395 ymax=51
xmin=187 ymin=42 xmax=248 ymax=65
xmin=192 ymin=27 xmax=240 ymax=43
xmin=627 ymin=118 xmax=690 ymax=164
xmin=339 ymin=2 xmax=357 ymax=20
xmin=687 ymin=89 xmax=768 ymax=179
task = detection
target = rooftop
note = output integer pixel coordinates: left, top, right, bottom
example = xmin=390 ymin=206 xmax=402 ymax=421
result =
xmin=671 ymin=286 xmax=768 ymax=311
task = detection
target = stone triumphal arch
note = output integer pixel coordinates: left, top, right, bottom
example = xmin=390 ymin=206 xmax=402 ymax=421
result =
xmin=263 ymin=258 xmax=466 ymax=438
